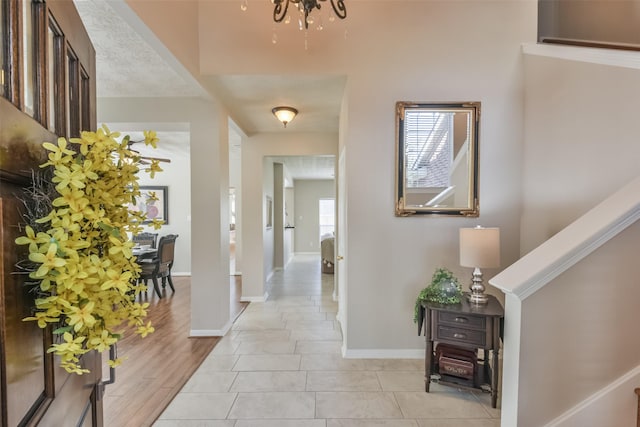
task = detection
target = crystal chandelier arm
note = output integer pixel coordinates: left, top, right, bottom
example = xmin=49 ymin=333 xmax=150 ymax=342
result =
xmin=273 ymin=0 xmax=290 ymax=23
xmin=329 ymin=0 xmax=347 ymax=19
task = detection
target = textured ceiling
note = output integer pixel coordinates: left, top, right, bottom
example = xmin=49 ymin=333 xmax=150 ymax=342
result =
xmin=74 ymin=0 xmax=338 ymax=179
xmin=74 ymin=0 xmax=204 ymax=98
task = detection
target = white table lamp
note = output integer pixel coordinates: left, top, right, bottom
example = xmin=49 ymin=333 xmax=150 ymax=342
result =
xmin=459 ymin=226 xmax=500 ymax=305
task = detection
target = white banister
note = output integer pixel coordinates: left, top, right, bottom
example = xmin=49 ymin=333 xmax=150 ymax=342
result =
xmin=490 ymin=175 xmax=640 ymax=300
xmin=490 ymin=175 xmax=640 ymax=426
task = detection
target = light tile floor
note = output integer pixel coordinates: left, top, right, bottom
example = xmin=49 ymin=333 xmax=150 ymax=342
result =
xmin=154 ymin=254 xmax=500 ymax=427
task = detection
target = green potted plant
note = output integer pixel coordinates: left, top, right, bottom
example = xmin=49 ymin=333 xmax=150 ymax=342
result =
xmin=413 ymin=267 xmax=462 ymax=323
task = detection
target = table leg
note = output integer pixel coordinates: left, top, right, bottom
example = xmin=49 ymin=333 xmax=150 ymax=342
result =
xmin=425 ymin=339 xmax=433 ymax=392
xmin=491 ymin=348 xmax=499 ymax=408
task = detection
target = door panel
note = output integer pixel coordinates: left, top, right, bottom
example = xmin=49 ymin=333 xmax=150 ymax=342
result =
xmin=1 ymin=194 xmax=48 ymax=427
xmin=336 ymin=147 xmax=347 ymax=335
xmin=0 ymin=0 xmax=99 ymax=424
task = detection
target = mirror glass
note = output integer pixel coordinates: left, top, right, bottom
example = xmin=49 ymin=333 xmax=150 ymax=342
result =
xmin=395 ymin=102 xmax=480 ymax=216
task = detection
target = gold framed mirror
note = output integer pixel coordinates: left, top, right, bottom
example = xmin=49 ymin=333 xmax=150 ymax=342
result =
xmin=395 ymin=102 xmax=480 ymax=217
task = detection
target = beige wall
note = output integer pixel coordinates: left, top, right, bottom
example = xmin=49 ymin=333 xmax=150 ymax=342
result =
xmin=294 ymin=180 xmax=336 ymax=253
xmin=202 ymin=1 xmax=534 ymax=352
xmin=516 ymin=221 xmax=640 ymax=426
xmin=241 ymin=133 xmax=338 ymax=300
xmin=338 ymin=2 xmax=533 ymax=354
xmin=521 ymin=53 xmax=640 ymax=254
xmin=512 ymin=50 xmax=640 ymax=425
xmin=126 ymin=0 xmax=534 ymax=353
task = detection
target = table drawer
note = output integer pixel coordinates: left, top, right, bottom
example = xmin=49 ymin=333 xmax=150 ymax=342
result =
xmin=436 ymin=325 xmax=486 ymax=347
xmin=438 ymin=312 xmax=485 ymax=329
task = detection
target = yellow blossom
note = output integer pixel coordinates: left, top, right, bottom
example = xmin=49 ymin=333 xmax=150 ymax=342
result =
xmin=108 ymin=236 xmax=133 ymax=258
xmin=101 ymin=269 xmax=133 ymax=293
xmin=18 ymin=127 xmax=162 ymax=374
xmin=136 ymin=321 xmax=155 ymax=338
xmin=41 ymin=137 xmax=75 ymax=167
xmin=145 ymin=160 xmax=163 ymax=179
xmin=61 ymin=362 xmax=90 ymax=375
xmin=23 ymin=311 xmax=59 ymax=328
xmin=15 ymin=225 xmax=48 ymax=252
xmin=52 ymin=164 xmax=86 ymax=190
xmin=150 ymin=218 xmax=165 ymax=229
xmin=143 ymin=130 xmax=159 ymax=148
xmin=67 ymin=301 xmax=97 ymax=332
xmin=107 ymin=357 xmax=125 ymax=368
xmin=70 ymin=135 xmax=95 ymax=156
xmin=29 ymin=243 xmax=66 ymax=277
xmin=52 ymin=187 xmax=87 ymax=212
xmin=47 ymin=332 xmax=87 ymax=356
xmin=89 ymin=330 xmax=118 ymax=353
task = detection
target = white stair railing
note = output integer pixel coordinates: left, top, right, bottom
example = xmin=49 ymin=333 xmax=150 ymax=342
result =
xmin=490 ymin=176 xmax=640 ymax=426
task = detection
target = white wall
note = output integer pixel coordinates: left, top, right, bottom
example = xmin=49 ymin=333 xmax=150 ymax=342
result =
xmin=118 ymin=130 xmax=191 ymax=275
xmin=294 ymin=180 xmax=335 ymax=253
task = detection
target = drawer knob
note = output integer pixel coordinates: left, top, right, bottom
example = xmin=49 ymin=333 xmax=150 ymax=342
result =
xmin=453 ymin=333 xmax=467 ymax=339
xmin=454 ymin=317 xmax=468 ymax=323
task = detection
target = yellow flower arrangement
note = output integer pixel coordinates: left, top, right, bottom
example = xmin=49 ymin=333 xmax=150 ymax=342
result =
xmin=15 ymin=125 xmax=163 ymax=375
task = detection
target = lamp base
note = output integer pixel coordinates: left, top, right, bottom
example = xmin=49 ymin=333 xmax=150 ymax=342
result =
xmin=467 ymin=267 xmax=489 ymax=305
xmin=467 ymin=291 xmax=489 ymax=305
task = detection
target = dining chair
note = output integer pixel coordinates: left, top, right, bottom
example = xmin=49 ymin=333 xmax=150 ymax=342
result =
xmin=132 ymin=232 xmax=158 ymax=248
xmin=138 ymin=234 xmax=178 ymax=298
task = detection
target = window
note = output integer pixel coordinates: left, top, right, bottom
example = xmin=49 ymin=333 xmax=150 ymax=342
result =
xmin=67 ymin=49 xmax=79 ymax=137
xmin=47 ymin=17 xmax=63 ymax=134
xmin=22 ymin=0 xmax=35 ymax=116
xmin=0 ymin=1 xmax=6 ymax=98
xmin=319 ymin=198 xmax=335 ymax=240
xmin=80 ymin=68 xmax=90 ymax=132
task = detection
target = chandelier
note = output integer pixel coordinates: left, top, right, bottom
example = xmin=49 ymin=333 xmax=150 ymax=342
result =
xmin=273 ymin=0 xmax=346 ymax=30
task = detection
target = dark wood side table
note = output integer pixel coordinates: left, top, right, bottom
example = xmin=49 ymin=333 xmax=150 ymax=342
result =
xmin=418 ymin=293 xmax=504 ymax=408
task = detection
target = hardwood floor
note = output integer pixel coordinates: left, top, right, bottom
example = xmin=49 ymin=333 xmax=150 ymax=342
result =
xmin=103 ymin=276 xmax=247 ymax=427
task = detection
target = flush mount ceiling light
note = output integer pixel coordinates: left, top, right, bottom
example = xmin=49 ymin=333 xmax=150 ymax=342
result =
xmin=272 ymin=106 xmax=298 ymax=128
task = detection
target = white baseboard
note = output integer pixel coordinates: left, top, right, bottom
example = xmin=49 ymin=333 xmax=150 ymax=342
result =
xmin=295 ymin=251 xmax=321 ymax=255
xmin=240 ymin=292 xmax=268 ymax=303
xmin=172 ymin=272 xmax=191 ymax=277
xmin=342 ymin=348 xmax=424 ymax=359
xmin=190 ymin=320 xmax=232 ymax=337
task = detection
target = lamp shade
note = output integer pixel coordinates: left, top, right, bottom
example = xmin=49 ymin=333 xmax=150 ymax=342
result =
xmin=459 ymin=226 xmax=500 ymax=268
xmin=272 ymin=106 xmax=298 ymax=127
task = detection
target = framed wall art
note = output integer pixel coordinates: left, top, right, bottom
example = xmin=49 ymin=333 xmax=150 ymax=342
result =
xmin=131 ymin=185 xmax=169 ymax=224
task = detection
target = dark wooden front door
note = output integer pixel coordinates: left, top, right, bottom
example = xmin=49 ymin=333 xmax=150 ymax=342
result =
xmin=0 ymin=1 xmax=99 ymax=425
